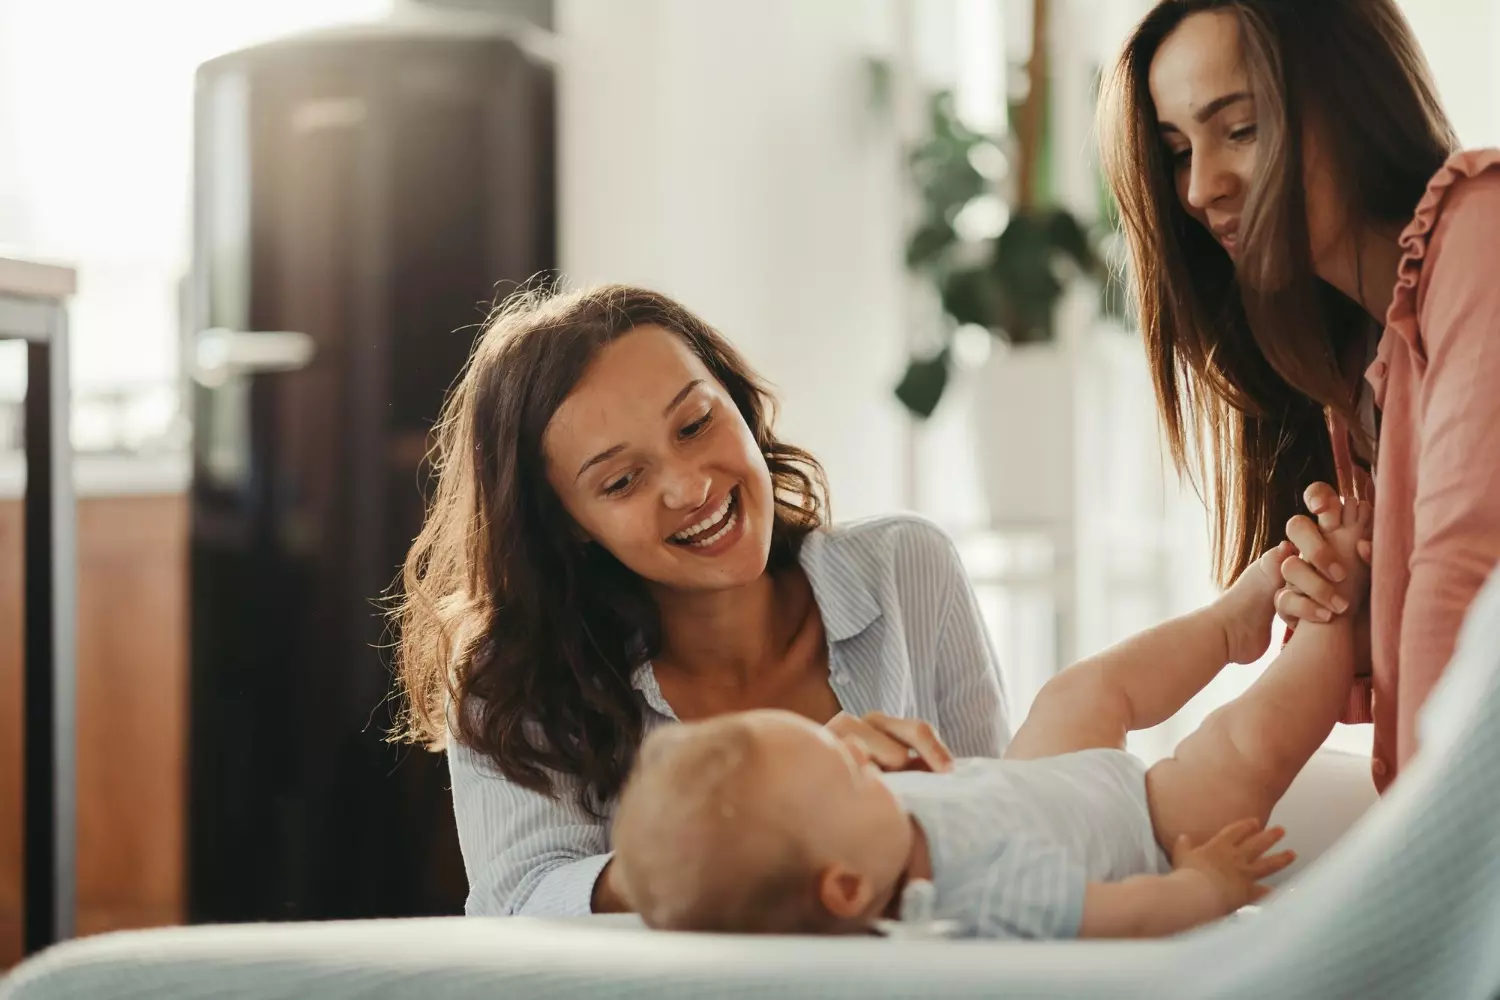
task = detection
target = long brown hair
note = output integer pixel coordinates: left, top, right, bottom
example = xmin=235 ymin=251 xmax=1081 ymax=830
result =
xmin=391 ymin=284 xmax=829 ymax=813
xmin=1100 ymin=0 xmax=1455 ymax=583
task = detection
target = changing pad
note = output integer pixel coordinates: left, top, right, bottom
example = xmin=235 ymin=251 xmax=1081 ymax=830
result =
xmin=6 ymin=570 xmax=1500 ymax=999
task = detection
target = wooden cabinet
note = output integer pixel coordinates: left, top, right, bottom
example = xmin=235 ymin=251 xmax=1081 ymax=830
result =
xmin=0 ymin=492 xmax=187 ymax=967
xmin=0 ymin=497 xmax=18 ymax=966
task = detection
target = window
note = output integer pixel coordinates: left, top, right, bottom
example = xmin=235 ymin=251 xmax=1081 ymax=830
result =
xmin=0 ymin=0 xmax=390 ymax=451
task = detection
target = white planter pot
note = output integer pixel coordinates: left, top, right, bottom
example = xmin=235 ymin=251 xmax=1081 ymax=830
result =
xmin=970 ymin=343 xmax=1074 ymax=528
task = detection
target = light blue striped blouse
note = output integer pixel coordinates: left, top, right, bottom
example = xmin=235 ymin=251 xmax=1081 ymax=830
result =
xmin=447 ymin=513 xmax=1012 ymax=917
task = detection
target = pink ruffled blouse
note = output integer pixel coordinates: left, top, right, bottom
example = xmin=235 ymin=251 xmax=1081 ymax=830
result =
xmin=1335 ymin=149 xmax=1500 ymax=792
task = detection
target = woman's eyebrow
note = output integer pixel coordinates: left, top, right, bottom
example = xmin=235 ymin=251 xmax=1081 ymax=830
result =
xmin=1159 ymin=91 xmax=1253 ymax=133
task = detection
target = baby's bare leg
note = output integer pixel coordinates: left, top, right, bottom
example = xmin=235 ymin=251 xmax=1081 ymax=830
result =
xmin=1007 ymin=548 xmax=1284 ymax=762
xmin=1145 ymin=620 xmax=1356 ymax=849
xmin=1146 ymin=499 xmax=1370 ymax=848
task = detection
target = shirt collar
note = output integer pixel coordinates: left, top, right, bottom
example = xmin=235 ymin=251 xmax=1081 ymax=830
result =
xmin=796 ymin=526 xmax=882 ymax=642
xmin=627 ymin=526 xmax=882 ymax=709
xmin=630 ymin=662 xmax=675 ymax=719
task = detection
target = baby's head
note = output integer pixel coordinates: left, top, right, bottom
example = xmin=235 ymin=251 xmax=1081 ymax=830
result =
xmin=612 ymin=710 xmax=912 ymax=934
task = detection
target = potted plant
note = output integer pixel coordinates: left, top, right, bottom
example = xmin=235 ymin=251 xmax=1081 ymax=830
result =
xmin=893 ymin=0 xmax=1115 ymax=420
xmin=889 ymin=0 xmax=1126 ymax=529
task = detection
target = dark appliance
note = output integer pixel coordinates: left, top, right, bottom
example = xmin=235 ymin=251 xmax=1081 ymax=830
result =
xmin=186 ymin=19 xmax=554 ymax=921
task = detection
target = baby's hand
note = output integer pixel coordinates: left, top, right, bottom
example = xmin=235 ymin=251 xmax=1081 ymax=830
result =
xmin=1213 ymin=541 xmax=1293 ymax=664
xmin=1171 ymin=819 xmax=1295 ymax=915
xmin=1280 ymin=496 xmax=1374 ymax=622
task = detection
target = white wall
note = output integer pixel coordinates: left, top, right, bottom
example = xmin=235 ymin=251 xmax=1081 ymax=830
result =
xmin=0 ymin=0 xmax=391 ymax=428
xmin=1399 ymin=0 xmax=1500 ymax=148
xmin=556 ymin=0 xmax=912 ymax=521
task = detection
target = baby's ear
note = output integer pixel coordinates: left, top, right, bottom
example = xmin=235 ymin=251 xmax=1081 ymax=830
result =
xmin=817 ymin=864 xmax=873 ymax=920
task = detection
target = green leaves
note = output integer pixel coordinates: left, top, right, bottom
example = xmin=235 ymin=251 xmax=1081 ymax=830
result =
xmin=925 ymin=208 xmax=1102 ymax=348
xmin=1043 ymin=209 xmax=1097 ymax=272
xmin=894 ymin=348 xmax=952 ymax=420
xmin=891 ymin=85 xmax=1122 ymax=417
xmin=905 ymin=92 xmax=998 ymax=274
xmin=906 ymin=218 xmax=959 ymax=271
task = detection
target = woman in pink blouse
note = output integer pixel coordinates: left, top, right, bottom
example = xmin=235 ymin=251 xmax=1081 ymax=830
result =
xmin=1100 ymin=0 xmax=1500 ymax=792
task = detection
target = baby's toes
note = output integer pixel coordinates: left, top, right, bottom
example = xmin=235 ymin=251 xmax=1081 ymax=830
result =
xmin=1259 ymin=542 xmax=1291 ymax=584
xmin=1331 ymin=502 xmax=1373 ymax=551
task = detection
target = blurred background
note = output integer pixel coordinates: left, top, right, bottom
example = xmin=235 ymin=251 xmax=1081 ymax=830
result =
xmin=2 ymin=0 xmax=1497 ymax=964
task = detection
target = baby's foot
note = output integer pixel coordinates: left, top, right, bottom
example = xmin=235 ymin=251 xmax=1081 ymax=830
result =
xmin=1213 ymin=542 xmax=1292 ymax=664
xmin=1318 ymin=499 xmax=1374 ymax=614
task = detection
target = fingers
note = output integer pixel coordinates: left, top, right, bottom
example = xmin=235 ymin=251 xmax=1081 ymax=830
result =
xmin=826 ymin=711 xmax=854 ymax=733
xmin=1217 ymin=820 xmax=1293 ymax=875
xmin=1357 ymin=539 xmax=1373 ymax=565
xmin=1276 ymin=586 xmax=1329 ymax=625
xmin=829 ymin=714 xmax=914 ymax=771
xmin=844 ymin=731 xmax=912 ymax=771
xmin=880 ymin=714 xmax=954 ymax=772
xmin=848 ymin=728 xmax=919 ymax=771
xmin=1238 ymin=825 xmax=1286 ymax=858
xmin=856 ymin=713 xmax=954 ymax=772
xmin=1248 ymin=850 xmax=1297 ymax=879
xmin=1281 ymin=556 xmax=1348 ymax=615
xmin=1285 ymin=514 xmax=1346 ymax=585
xmin=1303 ymin=482 xmax=1341 ymax=532
xmin=824 ymin=712 xmax=859 ymax=744
xmin=1206 ymin=818 xmax=1263 ymax=848
xmin=1257 ymin=541 xmax=1294 ymax=585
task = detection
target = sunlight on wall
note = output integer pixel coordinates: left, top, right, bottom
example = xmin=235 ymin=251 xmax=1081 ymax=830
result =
xmin=0 ymin=0 xmax=391 ymax=401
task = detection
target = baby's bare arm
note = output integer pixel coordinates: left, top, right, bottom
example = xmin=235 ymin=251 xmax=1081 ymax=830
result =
xmin=1079 ymin=871 xmax=1227 ymax=938
xmin=1079 ymin=819 xmax=1292 ymax=938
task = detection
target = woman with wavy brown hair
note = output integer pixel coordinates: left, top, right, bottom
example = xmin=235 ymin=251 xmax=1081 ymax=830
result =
xmin=1101 ymin=0 xmax=1500 ymax=792
xmin=392 ymin=284 xmax=1009 ymax=916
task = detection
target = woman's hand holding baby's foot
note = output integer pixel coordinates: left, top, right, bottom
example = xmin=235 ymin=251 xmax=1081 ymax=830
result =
xmin=1279 ymin=496 xmax=1374 ymax=623
xmin=1171 ymin=818 xmax=1295 ymax=917
xmin=1212 ymin=541 xmax=1294 ymax=665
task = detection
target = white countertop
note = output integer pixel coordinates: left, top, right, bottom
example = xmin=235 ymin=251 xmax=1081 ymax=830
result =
xmin=0 ymin=450 xmax=189 ymax=499
xmin=0 ymin=254 xmax=177 ymax=498
xmin=0 ymin=252 xmax=77 ymax=300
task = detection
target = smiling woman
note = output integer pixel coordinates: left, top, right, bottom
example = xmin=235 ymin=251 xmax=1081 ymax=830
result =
xmin=1101 ymin=0 xmax=1455 ymax=585
xmin=542 ymin=330 xmax=779 ymax=592
xmin=390 ymin=284 xmax=1011 ymax=918
xmin=1101 ymin=0 xmax=1500 ymax=792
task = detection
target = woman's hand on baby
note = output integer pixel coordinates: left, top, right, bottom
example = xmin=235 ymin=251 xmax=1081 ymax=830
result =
xmin=1171 ymin=818 xmax=1295 ymax=913
xmin=1278 ymin=483 xmax=1374 ymax=627
xmin=826 ymin=712 xmax=955 ymax=772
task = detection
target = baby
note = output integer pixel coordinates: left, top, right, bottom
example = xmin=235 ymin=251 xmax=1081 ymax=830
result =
xmin=611 ymin=498 xmax=1371 ymax=939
